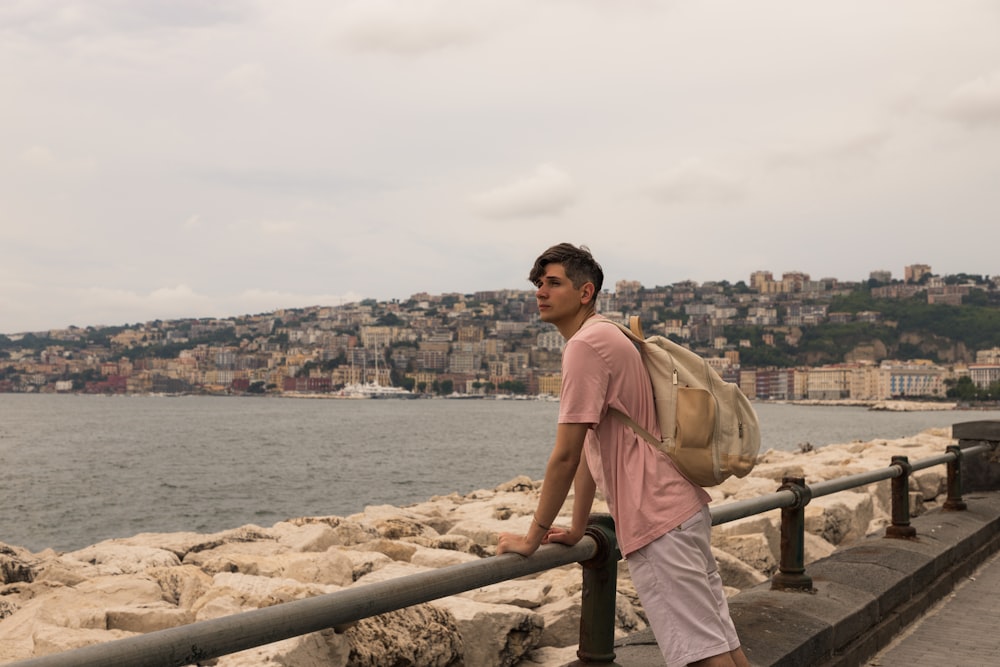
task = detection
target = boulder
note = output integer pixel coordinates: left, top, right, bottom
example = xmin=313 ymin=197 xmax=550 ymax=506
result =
xmin=105 ymin=602 xmax=194 ymax=633
xmin=145 ymin=564 xmax=213 ymax=608
xmin=190 ymin=572 xmax=338 ymax=620
xmin=339 ymin=549 xmax=393 ymax=582
xmin=269 ymin=521 xmax=342 ymax=552
xmin=344 ymin=605 xmax=463 ymax=667
xmin=0 ymin=543 xmax=36 ymax=585
xmin=411 ymin=544 xmax=481 ymax=569
xmin=432 ymin=596 xmax=544 ymax=667
xmin=712 ymin=534 xmax=777 ymax=577
xmin=461 ymin=577 xmax=552 ymax=609
xmin=215 ymin=628 xmax=350 ymax=667
xmin=804 ymin=492 xmax=874 ymax=546
xmin=714 ymin=549 xmax=768 ymax=590
xmin=62 ymin=544 xmax=181 ymax=575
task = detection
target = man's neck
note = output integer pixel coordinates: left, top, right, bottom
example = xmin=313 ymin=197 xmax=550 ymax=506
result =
xmin=557 ymin=308 xmax=598 ymax=340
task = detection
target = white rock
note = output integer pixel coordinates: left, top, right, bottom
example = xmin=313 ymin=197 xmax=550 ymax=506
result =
xmin=339 ymin=548 xmax=393 ymax=582
xmin=63 ymin=544 xmax=181 ymax=575
xmin=432 ymin=595 xmax=544 ymax=667
xmin=803 ymin=531 xmax=837 ymax=564
xmin=343 ymin=605 xmax=463 ymax=667
xmin=535 ymin=595 xmax=580 ymax=648
xmin=712 ymin=533 xmax=777 ymax=576
xmin=214 ymin=629 xmax=350 ymax=667
xmin=713 ymin=549 xmax=768 ymax=589
xmin=804 ymin=492 xmax=874 ymax=546
xmin=912 ymin=469 xmax=946 ymax=500
xmin=30 ymin=624 xmax=135 ymax=659
xmin=105 ymin=602 xmax=194 ymax=632
xmin=270 ymin=521 xmax=342 ymax=552
xmin=145 ymin=564 xmax=213 ymax=608
xmin=190 ymin=572 xmax=338 ymax=620
xmin=462 ymin=577 xmax=552 ymax=609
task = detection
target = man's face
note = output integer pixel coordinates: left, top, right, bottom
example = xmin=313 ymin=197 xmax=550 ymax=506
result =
xmin=535 ymin=263 xmax=589 ymax=326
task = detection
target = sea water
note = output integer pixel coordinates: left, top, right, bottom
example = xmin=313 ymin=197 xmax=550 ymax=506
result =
xmin=2 ymin=394 xmax=998 ymax=552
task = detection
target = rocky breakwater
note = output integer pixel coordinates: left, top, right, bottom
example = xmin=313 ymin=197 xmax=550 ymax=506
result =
xmin=0 ymin=427 xmax=960 ymax=667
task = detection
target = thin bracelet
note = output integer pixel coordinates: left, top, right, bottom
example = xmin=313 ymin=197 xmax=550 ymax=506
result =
xmin=532 ymin=516 xmax=551 ymax=531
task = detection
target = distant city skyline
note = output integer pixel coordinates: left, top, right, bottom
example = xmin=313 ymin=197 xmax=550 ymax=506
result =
xmin=3 ymin=1 xmax=998 ymax=334
xmin=3 ymin=260 xmax=989 ymax=337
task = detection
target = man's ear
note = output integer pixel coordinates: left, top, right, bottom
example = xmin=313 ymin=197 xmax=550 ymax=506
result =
xmin=580 ymin=282 xmax=595 ymax=304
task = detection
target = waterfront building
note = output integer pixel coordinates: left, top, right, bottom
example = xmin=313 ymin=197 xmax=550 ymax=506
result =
xmin=807 ymin=365 xmax=853 ymax=400
xmin=881 ymin=361 xmax=947 ymax=398
xmin=969 ymin=365 xmax=1000 ymax=390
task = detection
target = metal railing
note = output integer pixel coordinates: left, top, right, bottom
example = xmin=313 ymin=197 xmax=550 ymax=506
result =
xmin=10 ymin=420 xmax=1000 ymax=667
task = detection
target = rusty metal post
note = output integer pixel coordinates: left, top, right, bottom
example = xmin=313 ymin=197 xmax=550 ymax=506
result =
xmin=885 ymin=455 xmax=917 ymax=538
xmin=771 ymin=476 xmax=813 ymax=591
xmin=943 ymin=445 xmax=968 ymax=511
xmin=568 ymin=513 xmax=623 ymax=666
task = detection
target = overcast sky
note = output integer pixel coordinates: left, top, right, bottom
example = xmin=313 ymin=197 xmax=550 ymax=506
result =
xmin=2 ymin=1 xmax=999 ymax=334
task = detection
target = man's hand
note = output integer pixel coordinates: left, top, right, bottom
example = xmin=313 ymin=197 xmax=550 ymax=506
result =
xmin=543 ymin=525 xmax=585 ymax=547
xmin=496 ymin=531 xmax=544 ymax=557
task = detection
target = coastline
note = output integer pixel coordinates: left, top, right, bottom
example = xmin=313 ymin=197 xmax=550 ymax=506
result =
xmin=776 ymin=398 xmax=958 ymax=411
xmin=0 ymin=425 xmax=968 ymax=665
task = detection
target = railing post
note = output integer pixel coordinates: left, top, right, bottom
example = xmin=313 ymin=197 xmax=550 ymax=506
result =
xmin=568 ymin=513 xmax=622 ymax=666
xmin=943 ymin=445 xmax=968 ymax=511
xmin=885 ymin=455 xmax=917 ymax=539
xmin=771 ymin=476 xmax=814 ymax=592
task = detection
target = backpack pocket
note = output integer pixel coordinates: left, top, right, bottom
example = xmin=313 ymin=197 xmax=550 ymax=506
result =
xmin=675 ymin=386 xmax=716 ymax=449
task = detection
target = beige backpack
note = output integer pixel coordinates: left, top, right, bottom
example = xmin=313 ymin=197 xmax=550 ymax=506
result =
xmin=602 ymin=316 xmax=761 ymax=486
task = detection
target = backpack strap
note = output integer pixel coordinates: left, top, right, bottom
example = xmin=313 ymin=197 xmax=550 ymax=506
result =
xmin=598 ymin=315 xmax=661 ymax=447
xmin=607 ymin=407 xmax=659 ymax=447
xmin=628 ymin=315 xmax=644 ymax=338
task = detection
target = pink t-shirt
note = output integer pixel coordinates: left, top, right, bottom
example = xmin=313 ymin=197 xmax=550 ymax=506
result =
xmin=558 ymin=317 xmax=710 ymax=556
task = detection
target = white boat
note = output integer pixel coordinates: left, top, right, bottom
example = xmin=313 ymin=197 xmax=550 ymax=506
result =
xmin=340 ymin=350 xmax=417 ymax=398
xmin=339 ymin=381 xmax=417 ymax=399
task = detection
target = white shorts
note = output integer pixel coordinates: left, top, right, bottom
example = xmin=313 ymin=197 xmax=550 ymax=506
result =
xmin=626 ymin=505 xmax=741 ymax=667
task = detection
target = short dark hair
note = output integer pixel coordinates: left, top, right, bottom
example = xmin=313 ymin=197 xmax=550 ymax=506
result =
xmin=529 ymin=243 xmax=604 ymax=293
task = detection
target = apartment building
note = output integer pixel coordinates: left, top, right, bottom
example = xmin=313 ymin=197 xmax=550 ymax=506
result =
xmin=537 ymin=374 xmax=562 ymax=397
xmin=969 ymin=365 xmax=1000 ymax=390
xmin=882 ymin=361 xmax=947 ymax=398
xmin=807 ymin=365 xmax=853 ymax=400
xmin=753 ymin=368 xmax=798 ymax=400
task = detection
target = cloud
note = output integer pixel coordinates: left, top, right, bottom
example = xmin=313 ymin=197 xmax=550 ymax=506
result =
xmin=256 ymin=219 xmax=302 ymax=235
xmin=765 ymin=129 xmax=892 ymax=170
xmin=81 ymin=285 xmax=215 ymax=324
xmin=234 ymin=288 xmax=365 ymax=315
xmin=19 ymin=145 xmax=97 ymax=174
xmin=218 ymin=62 xmax=270 ymax=102
xmin=0 ymin=0 xmax=248 ymax=39
xmin=0 ymin=283 xmax=367 ymax=333
xmin=940 ymin=71 xmax=1000 ymax=127
xmin=643 ymin=159 xmax=745 ymax=205
xmin=469 ymin=164 xmax=577 ymax=219
xmin=332 ymin=0 xmax=496 ymax=55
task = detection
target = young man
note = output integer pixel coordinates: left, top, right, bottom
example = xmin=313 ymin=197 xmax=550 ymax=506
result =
xmin=496 ymin=243 xmax=749 ymax=667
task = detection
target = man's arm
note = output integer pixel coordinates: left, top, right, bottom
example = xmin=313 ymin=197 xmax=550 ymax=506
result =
xmin=546 ymin=447 xmax=596 ymax=546
xmin=496 ymin=422 xmax=590 ymax=556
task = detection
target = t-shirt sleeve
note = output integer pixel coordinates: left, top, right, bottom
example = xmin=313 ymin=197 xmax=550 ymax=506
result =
xmin=558 ymin=338 xmax=608 ymax=426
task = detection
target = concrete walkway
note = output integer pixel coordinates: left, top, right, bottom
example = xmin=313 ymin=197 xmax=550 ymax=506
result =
xmin=864 ymin=549 xmax=1000 ymax=666
xmin=610 ymin=491 xmax=1000 ymax=666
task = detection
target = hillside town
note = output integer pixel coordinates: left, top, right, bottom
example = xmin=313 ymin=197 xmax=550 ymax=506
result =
xmin=3 ymin=264 xmax=999 ymax=401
